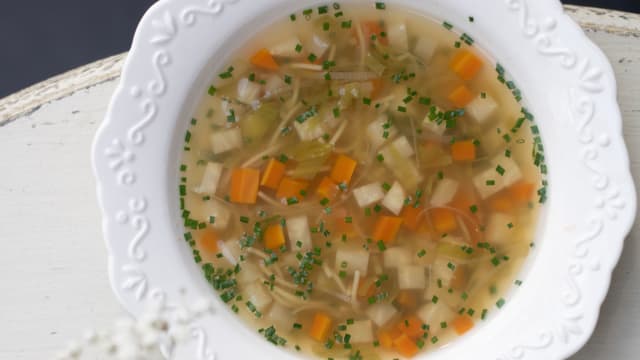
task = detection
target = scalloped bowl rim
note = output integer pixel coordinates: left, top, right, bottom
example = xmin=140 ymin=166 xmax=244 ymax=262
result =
xmin=92 ymin=0 xmax=636 ymax=359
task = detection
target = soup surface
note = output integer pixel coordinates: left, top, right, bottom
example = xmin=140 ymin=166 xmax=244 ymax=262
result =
xmin=180 ymin=2 xmax=546 ymax=359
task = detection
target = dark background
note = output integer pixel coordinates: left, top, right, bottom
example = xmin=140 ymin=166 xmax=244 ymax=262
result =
xmin=0 ymin=0 xmax=638 ymax=98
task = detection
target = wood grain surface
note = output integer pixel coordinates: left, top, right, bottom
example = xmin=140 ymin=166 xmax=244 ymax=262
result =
xmin=0 ymin=5 xmax=637 ymax=360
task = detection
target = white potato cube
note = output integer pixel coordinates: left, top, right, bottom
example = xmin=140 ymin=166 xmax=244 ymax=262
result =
xmin=382 ymin=181 xmax=406 ymax=215
xmin=430 ymin=178 xmax=459 ymax=207
xmin=431 ymin=258 xmax=456 ymax=288
xmin=193 ymin=162 xmax=223 ymax=195
xmin=237 ymin=78 xmax=261 ymax=104
xmin=211 ymin=127 xmax=242 ymax=154
xmin=269 ymin=37 xmax=302 ymax=58
xmin=201 ymin=199 xmax=231 ymax=230
xmin=398 ymin=265 xmax=426 ymax=289
xmin=353 ymin=182 xmax=385 ymax=208
xmin=466 ymin=94 xmax=498 ymax=124
xmin=294 ymin=116 xmax=325 ymax=141
xmin=286 ymin=215 xmax=312 ymax=251
xmin=380 ymin=136 xmax=415 ymax=159
xmin=366 ymin=303 xmax=397 ymax=327
xmin=267 ymin=303 xmax=292 ymax=331
xmin=245 ymin=281 xmax=272 ymax=311
xmin=387 ymin=21 xmax=409 ymax=51
xmin=383 ymin=247 xmax=412 ymax=268
xmin=367 ymin=116 xmax=398 ymax=149
xmin=309 ymin=34 xmax=330 ymax=58
xmin=335 ymin=247 xmax=369 ymax=276
xmin=417 ymin=303 xmax=456 ymax=330
xmin=414 ymin=37 xmax=436 ymax=62
xmin=346 ymin=320 xmax=374 ymax=344
xmin=485 ymin=213 xmax=516 ymax=245
xmin=236 ymin=262 xmax=261 ymax=285
xmin=423 ymin=106 xmax=447 ymax=136
xmin=473 ymin=156 xmax=523 ymax=199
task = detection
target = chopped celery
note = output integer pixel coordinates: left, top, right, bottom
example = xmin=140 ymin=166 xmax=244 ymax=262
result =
xmin=284 ymin=140 xmax=333 ymax=179
xmin=241 ymin=102 xmax=280 ymax=141
xmin=365 ymin=52 xmax=386 ymax=76
xmin=286 ymin=140 xmax=333 ymax=162
xmin=436 ymin=240 xmax=478 ymax=261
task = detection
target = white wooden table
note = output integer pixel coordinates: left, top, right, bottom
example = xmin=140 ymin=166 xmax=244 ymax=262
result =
xmin=0 ymin=6 xmax=637 ymax=360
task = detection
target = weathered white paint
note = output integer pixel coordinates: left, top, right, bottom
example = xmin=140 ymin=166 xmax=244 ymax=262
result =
xmin=0 ymin=6 xmax=638 ymax=360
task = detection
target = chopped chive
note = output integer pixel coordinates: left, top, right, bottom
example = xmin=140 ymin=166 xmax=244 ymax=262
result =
xmin=207 ymin=86 xmax=217 ymax=96
xmin=375 ymin=2 xmax=386 ymax=10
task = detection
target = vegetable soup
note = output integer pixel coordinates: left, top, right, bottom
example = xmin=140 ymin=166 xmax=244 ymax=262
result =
xmin=180 ymin=2 xmax=546 ymax=359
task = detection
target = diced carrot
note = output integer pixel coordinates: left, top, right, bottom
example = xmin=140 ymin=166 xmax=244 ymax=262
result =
xmin=276 ymin=177 xmax=309 ymax=201
xmin=393 ymin=333 xmax=420 ymax=358
xmin=264 ymin=224 xmax=285 ymax=250
xmin=332 ymin=208 xmax=356 ymax=236
xmin=448 ymin=85 xmax=475 ymax=108
xmin=452 ymin=315 xmax=475 ymax=335
xmin=309 ymin=312 xmax=332 ymax=342
xmin=508 ymin=181 xmax=535 ymax=203
xmin=197 ymin=228 xmax=218 ymax=254
xmin=430 ymin=208 xmax=457 ymax=234
xmin=450 ymin=49 xmax=483 ymax=80
xmin=371 ymin=78 xmax=385 ymax=99
xmin=230 ymin=168 xmax=260 ymax=204
xmin=378 ymin=328 xmax=402 ymax=349
xmin=372 ymin=216 xmax=403 ymax=244
xmin=361 ymin=21 xmax=388 ymax=44
xmin=450 ymin=187 xmax=479 ymax=219
xmin=396 ymin=315 xmax=425 ymax=339
xmin=489 ymin=194 xmax=514 ymax=212
xmin=451 ymin=140 xmax=477 ymax=162
xmin=260 ymin=158 xmax=286 ymax=190
xmin=250 ymin=48 xmax=279 ymax=71
xmin=401 ymin=205 xmax=423 ymax=231
xmin=316 ymin=176 xmax=339 ymax=200
xmin=330 ymin=154 xmax=358 ymax=185
xmin=394 ymin=291 xmax=418 ymax=310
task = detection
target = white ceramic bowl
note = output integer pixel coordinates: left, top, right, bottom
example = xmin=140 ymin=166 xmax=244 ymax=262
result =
xmin=92 ymin=0 xmax=636 ymax=359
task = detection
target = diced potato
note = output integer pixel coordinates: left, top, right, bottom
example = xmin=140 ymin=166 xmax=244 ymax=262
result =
xmin=430 ymin=178 xmax=459 ymax=207
xmin=398 ymin=265 xmax=426 ymax=289
xmin=200 ymin=199 xmax=231 ymax=230
xmin=211 ymin=127 xmax=242 ymax=154
xmin=221 ymin=238 xmax=242 ymax=265
xmin=431 ymin=258 xmax=456 ymax=288
xmin=335 ymin=247 xmax=370 ymax=276
xmin=466 ymin=94 xmax=498 ymax=124
xmin=267 ymin=303 xmax=292 ymax=332
xmin=473 ymin=156 xmax=523 ymax=199
xmin=387 ymin=21 xmax=409 ymax=52
xmin=346 ymin=320 xmax=374 ymax=344
xmin=485 ymin=212 xmax=516 ymax=245
xmin=423 ymin=106 xmax=447 ymax=136
xmin=286 ymin=215 xmax=312 ymax=251
xmin=382 ymin=181 xmax=406 ymax=215
xmin=414 ymin=37 xmax=436 ymax=62
xmin=236 ymin=262 xmax=261 ymax=285
xmin=193 ymin=162 xmax=223 ymax=195
xmin=269 ymin=36 xmax=302 ymax=57
xmin=380 ymin=136 xmax=414 ymax=159
xmin=417 ymin=302 xmax=456 ymax=331
xmin=309 ymin=34 xmax=330 ymax=58
xmin=353 ymin=182 xmax=385 ymax=208
xmin=383 ymin=247 xmax=412 ymax=268
xmin=244 ymin=281 xmax=272 ymax=311
xmin=237 ymin=78 xmax=262 ymax=104
xmin=264 ymin=75 xmax=287 ymax=97
xmin=367 ymin=116 xmax=397 ymax=149
xmin=366 ymin=303 xmax=397 ymax=327
xmin=294 ymin=116 xmax=326 ymax=141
